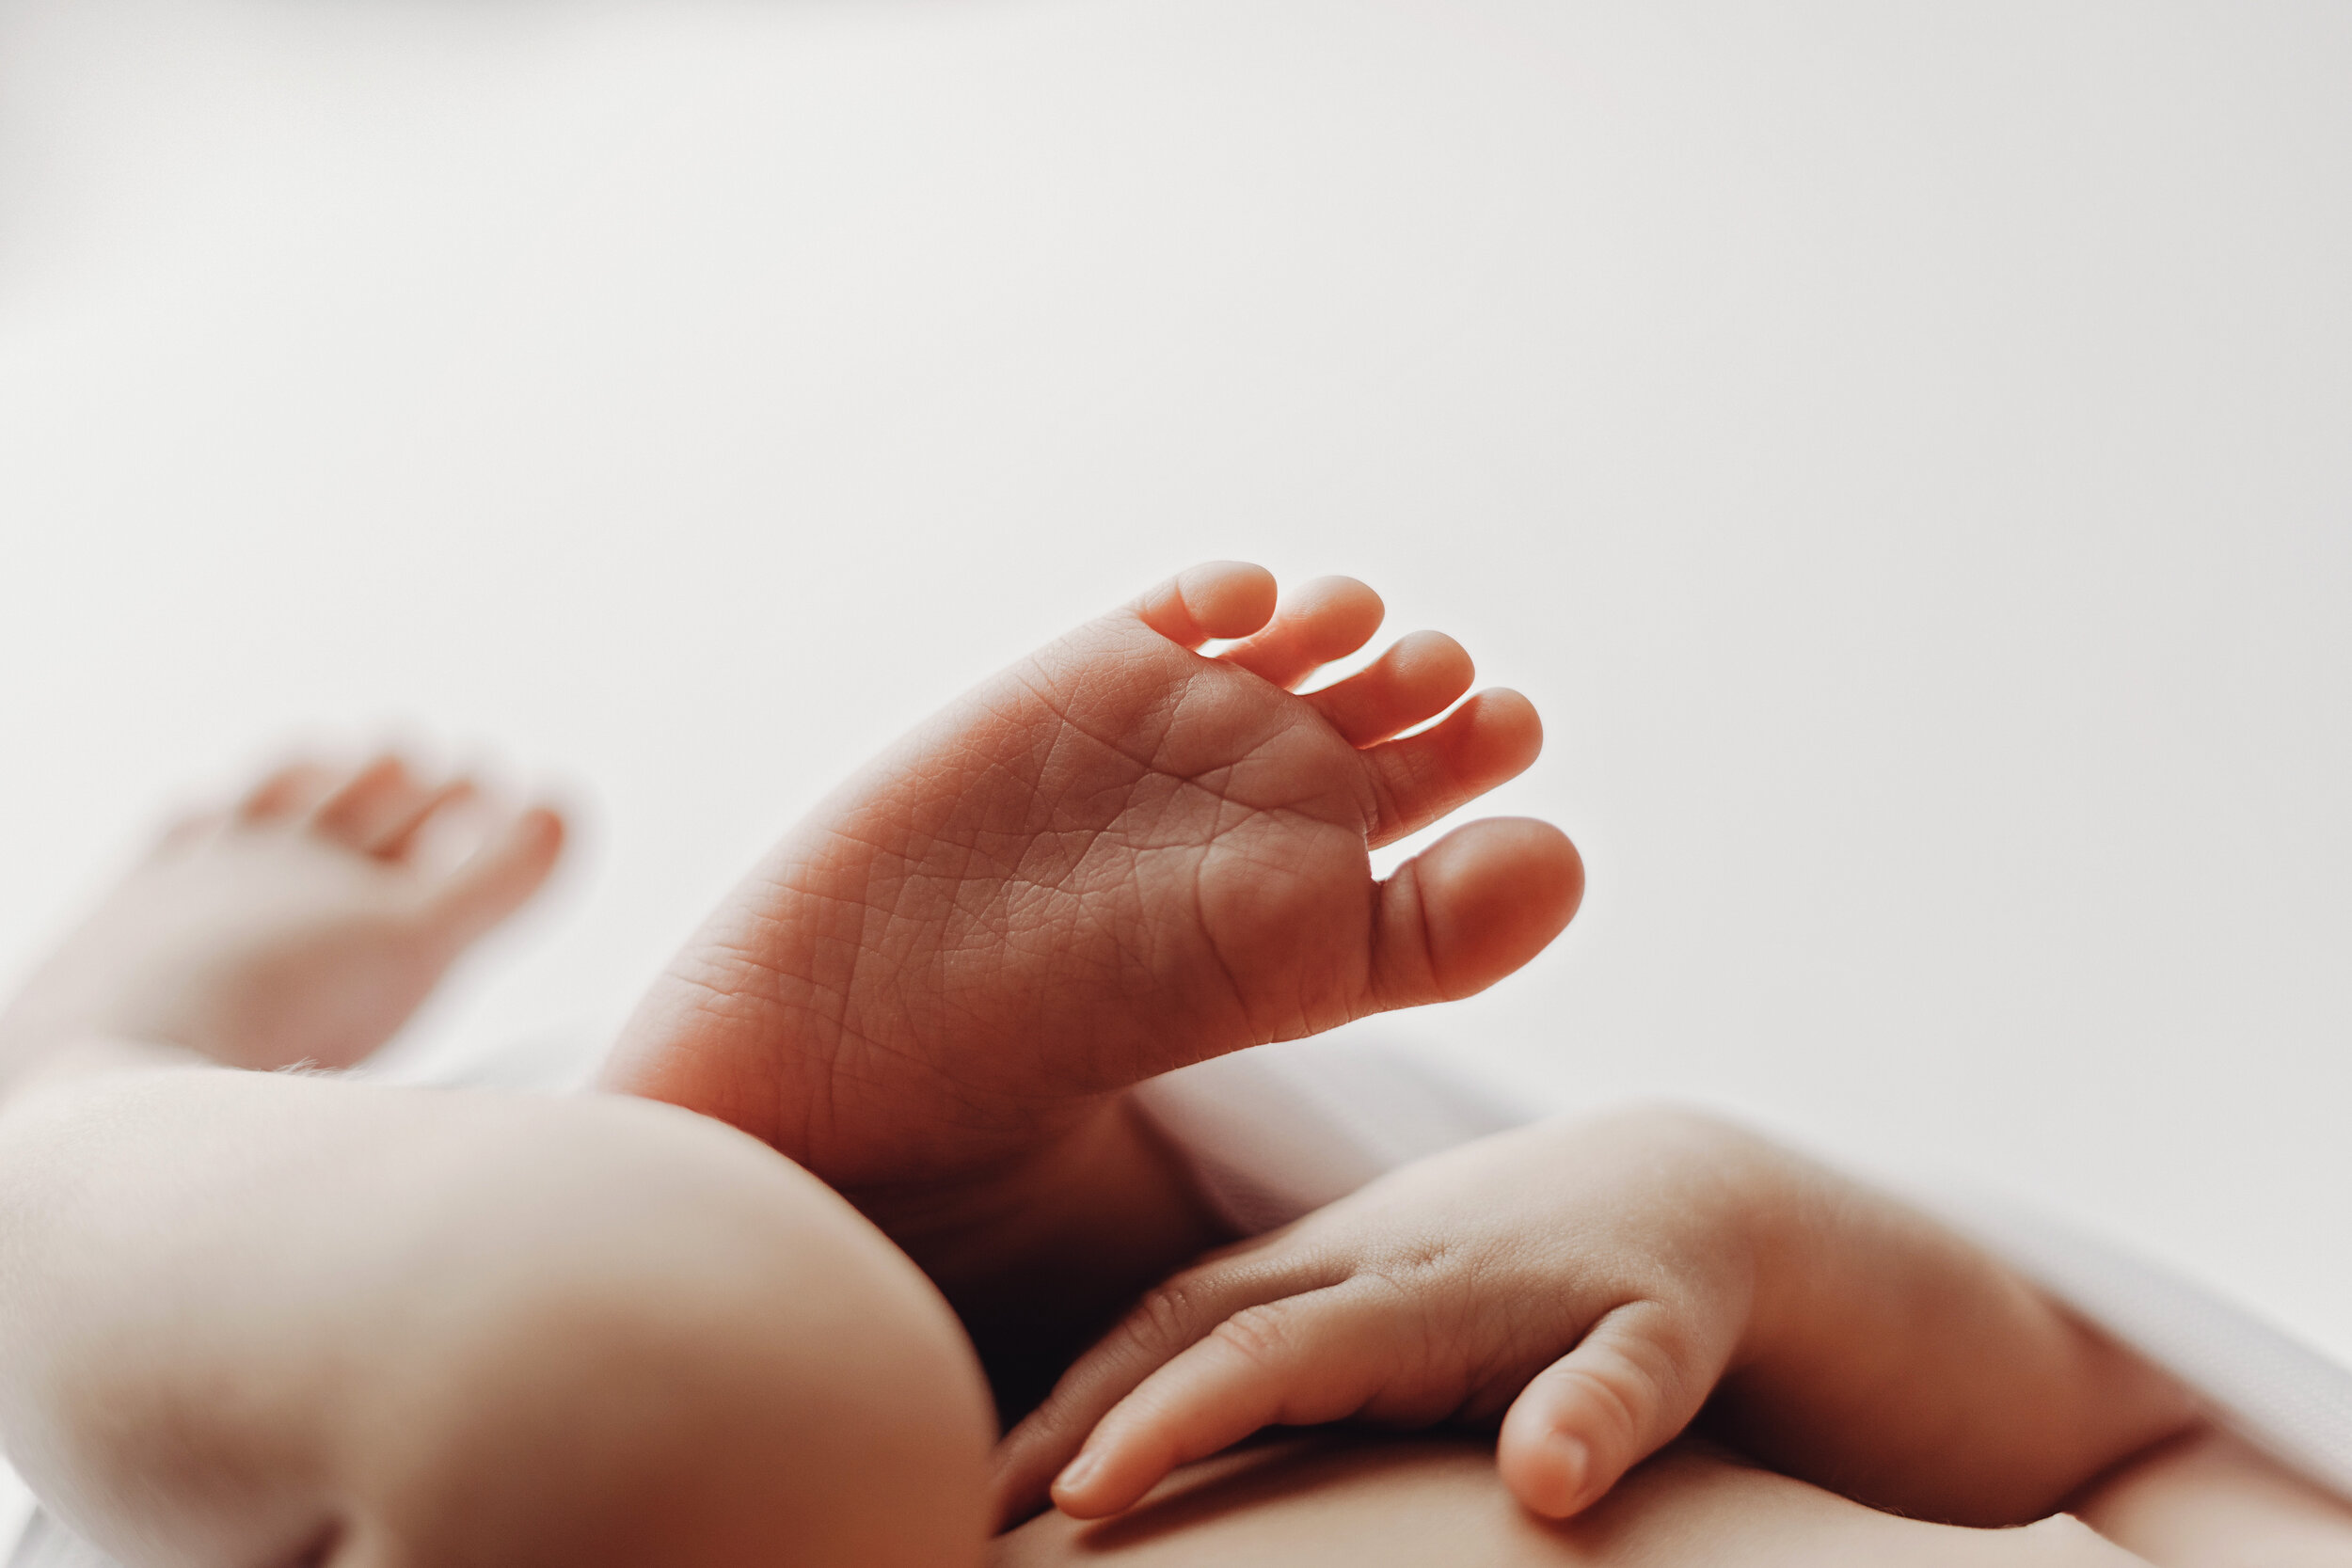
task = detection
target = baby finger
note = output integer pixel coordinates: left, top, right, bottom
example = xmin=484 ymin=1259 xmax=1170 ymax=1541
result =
xmin=993 ymin=1243 xmax=1326 ymax=1524
xmin=1495 ymin=1298 xmax=1727 ymax=1520
xmin=1049 ymin=1280 xmax=1425 ymax=1519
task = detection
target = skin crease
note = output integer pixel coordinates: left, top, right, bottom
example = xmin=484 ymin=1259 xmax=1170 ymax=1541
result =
xmin=599 ymin=562 xmax=1584 ymax=1391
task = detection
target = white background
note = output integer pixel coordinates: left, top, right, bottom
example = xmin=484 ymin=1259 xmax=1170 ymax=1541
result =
xmin=1 ymin=1 xmax=2345 ymax=1357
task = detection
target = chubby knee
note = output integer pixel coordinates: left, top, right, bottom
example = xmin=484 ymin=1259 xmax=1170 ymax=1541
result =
xmin=335 ymin=1093 xmax=993 ymax=1568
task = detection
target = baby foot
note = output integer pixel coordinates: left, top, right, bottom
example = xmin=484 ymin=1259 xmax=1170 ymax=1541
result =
xmin=0 ymin=752 xmax=565 ymax=1077
xmin=602 ymin=563 xmax=1581 ymax=1200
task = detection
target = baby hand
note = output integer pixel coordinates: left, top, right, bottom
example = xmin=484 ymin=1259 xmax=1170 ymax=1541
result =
xmin=993 ymin=1108 xmax=1785 ymax=1525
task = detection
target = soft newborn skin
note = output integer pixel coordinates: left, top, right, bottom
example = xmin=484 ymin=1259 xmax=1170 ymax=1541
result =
xmin=0 ymin=750 xmax=993 ymax=1568
xmin=0 ymin=752 xmax=562 ymax=1082
xmin=0 ymin=1068 xmax=994 ymax=1568
xmin=601 ymin=562 xmax=1583 ymax=1376
xmin=994 ymin=1108 xmax=2200 ymax=1532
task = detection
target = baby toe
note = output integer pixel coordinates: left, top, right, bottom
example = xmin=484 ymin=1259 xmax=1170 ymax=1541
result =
xmin=1359 ymin=688 xmax=1543 ymax=847
xmin=1218 ymin=576 xmax=1386 ymax=689
xmin=310 ymin=753 xmax=435 ymax=854
xmin=235 ymin=759 xmax=343 ymax=823
xmin=1369 ymin=817 xmax=1581 ymax=1009
xmin=1306 ymin=629 xmax=1474 ymax=744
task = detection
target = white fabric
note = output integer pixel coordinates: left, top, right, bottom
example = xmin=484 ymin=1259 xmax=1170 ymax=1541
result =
xmin=2 ymin=1514 xmax=111 ymax=1568
xmin=1919 ymin=1186 xmax=2352 ymax=1504
xmin=0 ymin=1479 xmax=35 ymax=1568
xmin=1130 ymin=1037 xmax=1524 ymax=1233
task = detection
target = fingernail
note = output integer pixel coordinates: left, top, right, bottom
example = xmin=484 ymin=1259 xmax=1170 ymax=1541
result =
xmin=1548 ymin=1433 xmax=1590 ymax=1512
xmin=1056 ymin=1452 xmax=1099 ymax=1496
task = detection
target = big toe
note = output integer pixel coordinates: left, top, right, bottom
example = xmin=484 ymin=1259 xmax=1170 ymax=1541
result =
xmin=1370 ymin=817 xmax=1583 ymax=1007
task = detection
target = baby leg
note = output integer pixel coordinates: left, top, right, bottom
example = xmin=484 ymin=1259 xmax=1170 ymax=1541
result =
xmin=0 ymin=1068 xmax=993 ymax=1568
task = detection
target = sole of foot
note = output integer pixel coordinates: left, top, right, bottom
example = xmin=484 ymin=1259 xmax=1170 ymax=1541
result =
xmin=603 ymin=562 xmax=1579 ymax=1201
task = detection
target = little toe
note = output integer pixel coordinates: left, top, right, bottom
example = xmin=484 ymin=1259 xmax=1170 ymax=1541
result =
xmin=235 ymin=760 xmax=342 ymax=822
xmin=1368 ymin=816 xmax=1582 ymax=1009
xmin=1217 ymin=576 xmax=1386 ymax=689
xmin=424 ymin=804 xmax=565 ymax=944
xmin=1305 ymin=630 xmax=1475 ymax=745
xmin=310 ymin=754 xmax=433 ymax=852
xmin=1134 ymin=562 xmax=1279 ymax=648
xmin=1359 ymin=688 xmax=1544 ymax=847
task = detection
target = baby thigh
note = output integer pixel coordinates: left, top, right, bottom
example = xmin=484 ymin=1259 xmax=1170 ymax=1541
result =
xmin=6 ymin=1072 xmax=994 ymax=1568
xmin=993 ymin=1437 xmax=2153 ymax=1568
xmin=325 ymin=1091 xmax=998 ymax=1568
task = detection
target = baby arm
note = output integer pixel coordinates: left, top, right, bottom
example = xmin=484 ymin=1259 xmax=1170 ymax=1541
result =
xmin=993 ymin=1107 xmax=2198 ymax=1529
